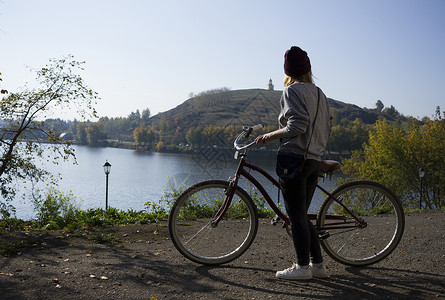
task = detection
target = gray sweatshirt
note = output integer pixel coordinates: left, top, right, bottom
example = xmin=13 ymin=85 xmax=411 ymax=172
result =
xmin=278 ymin=82 xmax=332 ymax=161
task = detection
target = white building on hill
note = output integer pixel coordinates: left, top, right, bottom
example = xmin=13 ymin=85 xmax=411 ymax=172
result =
xmin=267 ymin=78 xmax=274 ymax=91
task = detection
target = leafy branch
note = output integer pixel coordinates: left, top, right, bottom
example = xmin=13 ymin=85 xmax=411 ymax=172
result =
xmin=0 ymin=56 xmax=99 ymax=214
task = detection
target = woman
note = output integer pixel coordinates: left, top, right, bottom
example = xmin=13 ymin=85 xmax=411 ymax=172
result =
xmin=255 ymin=46 xmax=331 ymax=280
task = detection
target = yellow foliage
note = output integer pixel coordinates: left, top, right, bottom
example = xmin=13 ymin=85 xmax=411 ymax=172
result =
xmin=156 ymin=141 xmax=165 ymax=152
xmin=342 ymin=118 xmax=445 ymax=208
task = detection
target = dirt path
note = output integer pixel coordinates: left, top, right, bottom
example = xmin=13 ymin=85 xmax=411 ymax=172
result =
xmin=1 ymin=211 xmax=444 ymax=299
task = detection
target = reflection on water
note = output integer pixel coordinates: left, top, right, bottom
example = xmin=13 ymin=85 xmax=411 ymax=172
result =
xmin=11 ymin=146 xmax=341 ymax=219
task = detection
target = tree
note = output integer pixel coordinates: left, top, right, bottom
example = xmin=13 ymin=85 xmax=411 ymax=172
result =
xmin=349 ymin=118 xmax=370 ymax=150
xmin=435 ymin=106 xmax=442 ymax=120
xmin=342 ymin=117 xmax=445 ymax=209
xmin=383 ymin=105 xmax=399 ymax=119
xmin=159 ymin=116 xmax=173 ymax=143
xmin=68 ymin=119 xmax=79 ymax=136
xmin=375 ymin=100 xmax=384 ymax=112
xmin=0 ymin=56 xmax=98 ymax=214
xmin=327 ymin=125 xmax=351 ymax=156
xmin=141 ymin=108 xmax=151 ymax=123
xmin=128 ymin=109 xmax=141 ymax=120
xmin=224 ymin=125 xmax=242 ymax=147
xmin=185 ymin=126 xmax=203 ymax=148
xmin=156 ymin=141 xmax=165 ymax=152
xmin=85 ymin=123 xmax=106 ymax=146
xmin=171 ymin=131 xmax=185 ymax=146
xmin=202 ymin=125 xmax=223 ymax=146
xmin=326 ymin=118 xmax=370 ymax=156
xmin=75 ymin=122 xmax=88 ymax=145
xmin=331 ymin=108 xmax=342 ymax=126
xmin=134 ymin=124 xmax=149 ymax=145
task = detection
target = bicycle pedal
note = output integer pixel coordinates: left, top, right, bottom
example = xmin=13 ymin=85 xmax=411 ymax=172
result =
xmin=271 ymin=215 xmax=282 ymax=226
xmin=318 ymin=231 xmax=330 ymax=240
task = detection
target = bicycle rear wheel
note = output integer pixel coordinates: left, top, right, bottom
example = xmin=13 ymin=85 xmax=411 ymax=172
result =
xmin=169 ymin=180 xmax=258 ymax=265
xmin=317 ymin=181 xmax=404 ymax=267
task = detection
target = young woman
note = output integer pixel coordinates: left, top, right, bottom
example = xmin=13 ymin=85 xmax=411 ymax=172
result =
xmin=255 ymin=46 xmax=332 ymax=280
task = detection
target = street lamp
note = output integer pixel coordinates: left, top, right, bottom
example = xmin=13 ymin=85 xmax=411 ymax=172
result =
xmin=103 ymin=161 xmax=111 ymax=209
xmin=418 ymin=167 xmax=425 ymax=210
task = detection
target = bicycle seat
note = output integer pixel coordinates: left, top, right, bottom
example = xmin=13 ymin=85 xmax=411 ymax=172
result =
xmin=320 ymin=160 xmax=341 ymax=173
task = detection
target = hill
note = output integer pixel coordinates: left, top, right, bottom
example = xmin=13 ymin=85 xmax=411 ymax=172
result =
xmin=149 ymin=88 xmax=398 ymax=131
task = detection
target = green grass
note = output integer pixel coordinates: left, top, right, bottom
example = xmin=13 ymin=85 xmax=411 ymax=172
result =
xmin=0 ymin=181 xmax=287 ymax=234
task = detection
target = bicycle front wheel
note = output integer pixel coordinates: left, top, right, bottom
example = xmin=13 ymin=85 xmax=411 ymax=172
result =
xmin=169 ymin=180 xmax=258 ymax=265
xmin=317 ymin=181 xmax=404 ymax=267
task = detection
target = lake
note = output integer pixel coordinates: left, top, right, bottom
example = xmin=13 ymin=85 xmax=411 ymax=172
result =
xmin=11 ymin=145 xmax=341 ymax=220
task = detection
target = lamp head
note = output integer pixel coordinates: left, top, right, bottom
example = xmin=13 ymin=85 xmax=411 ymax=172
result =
xmin=418 ymin=167 xmax=425 ymax=178
xmin=103 ymin=161 xmax=111 ymax=175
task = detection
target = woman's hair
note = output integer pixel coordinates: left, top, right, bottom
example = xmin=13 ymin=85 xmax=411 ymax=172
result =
xmin=283 ymin=71 xmax=314 ymax=87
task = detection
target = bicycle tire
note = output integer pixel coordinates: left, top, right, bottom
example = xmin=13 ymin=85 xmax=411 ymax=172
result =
xmin=317 ymin=181 xmax=404 ymax=267
xmin=169 ymin=180 xmax=259 ymax=265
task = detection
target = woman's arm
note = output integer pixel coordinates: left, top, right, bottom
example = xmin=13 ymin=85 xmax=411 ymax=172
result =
xmin=255 ymin=128 xmax=286 ymax=146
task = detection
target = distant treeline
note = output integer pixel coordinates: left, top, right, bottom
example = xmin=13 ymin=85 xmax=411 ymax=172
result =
xmin=42 ymin=101 xmax=421 ymax=157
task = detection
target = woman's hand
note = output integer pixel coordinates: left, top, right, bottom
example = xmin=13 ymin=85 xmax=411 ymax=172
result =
xmin=255 ymin=129 xmax=286 ymax=146
xmin=255 ymin=134 xmax=271 ymax=146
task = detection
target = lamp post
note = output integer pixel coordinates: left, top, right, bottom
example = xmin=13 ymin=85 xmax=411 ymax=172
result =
xmin=418 ymin=167 xmax=425 ymax=210
xmin=103 ymin=161 xmax=111 ymax=209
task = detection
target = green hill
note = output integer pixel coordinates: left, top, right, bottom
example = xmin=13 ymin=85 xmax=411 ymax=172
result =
xmin=149 ymin=88 xmax=399 ymax=131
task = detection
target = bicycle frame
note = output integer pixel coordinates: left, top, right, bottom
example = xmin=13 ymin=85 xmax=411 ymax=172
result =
xmin=211 ymin=154 xmax=367 ymax=231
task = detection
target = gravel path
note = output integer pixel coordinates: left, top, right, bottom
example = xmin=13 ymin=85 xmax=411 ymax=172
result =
xmin=1 ymin=211 xmax=444 ymax=299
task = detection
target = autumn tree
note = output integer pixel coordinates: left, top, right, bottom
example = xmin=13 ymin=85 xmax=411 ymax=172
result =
xmin=185 ymin=126 xmax=203 ymax=148
xmin=342 ymin=116 xmax=445 ymax=209
xmin=349 ymin=118 xmax=371 ymax=150
xmin=133 ymin=124 xmax=157 ymax=148
xmin=224 ymin=125 xmax=242 ymax=147
xmin=134 ymin=124 xmax=148 ymax=145
xmin=0 ymin=56 xmax=98 ymax=214
xmin=202 ymin=125 xmax=224 ymax=146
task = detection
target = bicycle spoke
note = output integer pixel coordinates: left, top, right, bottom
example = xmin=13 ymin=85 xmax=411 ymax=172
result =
xmin=336 ymin=229 xmax=358 ymax=253
xmin=183 ymin=221 xmax=212 ymax=246
xmin=328 ymin=227 xmax=357 ymax=237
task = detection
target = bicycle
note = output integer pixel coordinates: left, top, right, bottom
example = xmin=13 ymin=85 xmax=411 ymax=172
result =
xmin=168 ymin=124 xmax=405 ymax=267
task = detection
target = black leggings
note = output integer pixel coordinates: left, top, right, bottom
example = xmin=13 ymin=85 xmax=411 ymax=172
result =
xmin=279 ymin=159 xmax=323 ymax=266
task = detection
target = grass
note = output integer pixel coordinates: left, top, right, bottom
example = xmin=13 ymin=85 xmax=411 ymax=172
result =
xmin=0 ymin=190 xmax=172 ymax=234
xmin=1 ymin=179 xmax=279 ymax=235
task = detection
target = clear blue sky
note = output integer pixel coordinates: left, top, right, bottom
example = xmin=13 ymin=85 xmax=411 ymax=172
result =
xmin=1 ymin=0 xmax=444 ymax=120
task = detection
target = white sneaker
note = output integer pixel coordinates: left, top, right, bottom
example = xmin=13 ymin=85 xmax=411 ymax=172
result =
xmin=310 ymin=262 xmax=329 ymax=278
xmin=275 ymin=264 xmax=312 ymax=280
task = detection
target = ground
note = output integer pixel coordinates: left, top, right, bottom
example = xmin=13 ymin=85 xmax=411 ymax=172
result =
xmin=1 ymin=211 xmax=444 ymax=299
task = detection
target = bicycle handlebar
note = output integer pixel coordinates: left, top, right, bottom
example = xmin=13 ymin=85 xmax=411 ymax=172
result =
xmin=233 ymin=124 xmax=264 ymax=151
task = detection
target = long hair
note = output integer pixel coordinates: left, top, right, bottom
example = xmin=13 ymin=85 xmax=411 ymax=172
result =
xmin=283 ymin=70 xmax=314 ymax=87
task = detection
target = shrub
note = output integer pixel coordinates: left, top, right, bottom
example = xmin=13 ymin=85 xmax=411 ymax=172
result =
xmin=145 ymin=179 xmax=187 ymax=221
xmin=32 ymin=189 xmax=81 ymax=230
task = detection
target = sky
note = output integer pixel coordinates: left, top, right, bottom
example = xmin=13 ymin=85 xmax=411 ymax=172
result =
xmin=1 ymin=0 xmax=444 ymax=120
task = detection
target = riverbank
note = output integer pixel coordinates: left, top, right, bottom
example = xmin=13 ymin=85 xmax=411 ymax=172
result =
xmin=97 ymin=140 xmax=348 ymax=162
xmin=1 ymin=211 xmax=444 ymax=299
